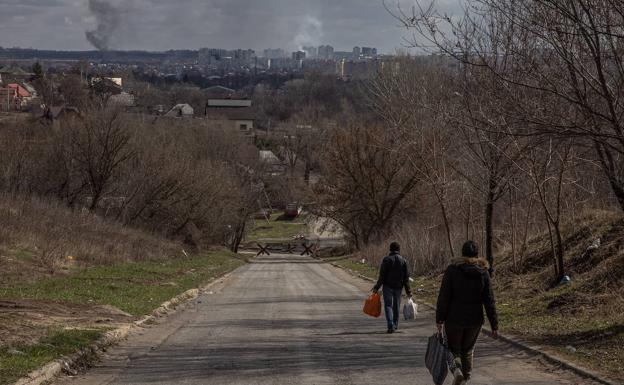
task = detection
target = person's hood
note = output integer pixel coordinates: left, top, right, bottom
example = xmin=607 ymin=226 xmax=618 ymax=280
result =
xmin=451 ymin=257 xmax=489 ymax=268
xmin=451 ymin=257 xmax=489 ymax=278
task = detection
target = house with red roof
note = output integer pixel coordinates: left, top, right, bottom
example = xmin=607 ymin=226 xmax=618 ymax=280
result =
xmin=0 ymin=83 xmax=34 ymax=111
xmin=9 ymin=83 xmax=30 ymax=98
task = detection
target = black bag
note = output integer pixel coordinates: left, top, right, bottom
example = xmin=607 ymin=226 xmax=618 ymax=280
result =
xmin=425 ymin=333 xmax=452 ymax=385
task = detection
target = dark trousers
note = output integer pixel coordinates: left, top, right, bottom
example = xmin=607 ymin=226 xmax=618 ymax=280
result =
xmin=445 ymin=325 xmax=481 ymax=378
xmin=382 ymin=286 xmax=402 ymax=330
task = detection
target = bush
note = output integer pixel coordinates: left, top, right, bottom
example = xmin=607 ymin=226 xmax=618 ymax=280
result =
xmin=0 ymin=107 xmax=262 ymax=250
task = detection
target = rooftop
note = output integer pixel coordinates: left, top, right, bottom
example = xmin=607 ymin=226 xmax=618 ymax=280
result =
xmin=207 ymin=99 xmax=252 ymax=108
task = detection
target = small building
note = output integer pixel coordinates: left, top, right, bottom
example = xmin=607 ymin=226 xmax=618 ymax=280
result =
xmin=108 ymin=92 xmax=136 ymax=108
xmin=90 ymin=77 xmax=123 ymax=96
xmin=0 ymin=66 xmax=34 ymax=82
xmin=91 ymin=77 xmax=122 ymax=88
xmin=0 ymin=83 xmax=32 ymax=111
xmin=165 ymin=103 xmax=194 ymax=118
xmin=204 ymin=99 xmax=256 ymax=134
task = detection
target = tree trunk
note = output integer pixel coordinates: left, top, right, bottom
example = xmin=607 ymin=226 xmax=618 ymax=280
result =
xmin=520 ymin=196 xmax=534 ymax=270
xmin=230 ymin=219 xmax=246 ymax=253
xmin=606 ymin=173 xmax=624 ymax=211
xmin=544 ymin=218 xmax=558 ymax=281
xmin=432 ymin=185 xmax=455 ymax=258
xmin=509 ymin=186 xmax=517 ymax=272
xmin=465 ymin=199 xmax=472 ymax=240
xmin=89 ymin=188 xmax=102 ymax=212
xmin=485 ymin=189 xmax=495 ymax=275
xmin=595 ymin=141 xmax=624 ymax=211
xmin=304 ymin=161 xmax=311 ymax=185
xmin=554 ymin=222 xmax=565 ymax=283
xmin=440 ymin=201 xmax=455 ymax=258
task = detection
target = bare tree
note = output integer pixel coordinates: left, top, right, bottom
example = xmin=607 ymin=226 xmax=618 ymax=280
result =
xmin=452 ymin=67 xmax=528 ymax=273
xmin=66 ymin=107 xmax=136 ymax=211
xmin=522 ymin=139 xmax=578 ymax=282
xmin=314 ymin=120 xmax=421 ymax=249
xmin=367 ymin=56 xmax=459 ymax=256
xmin=276 ymin=105 xmax=329 ymax=183
xmin=389 ymin=0 xmax=624 ymax=212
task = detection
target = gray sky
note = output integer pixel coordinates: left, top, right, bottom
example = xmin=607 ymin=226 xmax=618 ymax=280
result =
xmin=0 ymin=0 xmax=462 ymax=53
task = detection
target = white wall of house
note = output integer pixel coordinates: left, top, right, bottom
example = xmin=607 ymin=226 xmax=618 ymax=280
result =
xmin=235 ymin=119 xmax=254 ymax=132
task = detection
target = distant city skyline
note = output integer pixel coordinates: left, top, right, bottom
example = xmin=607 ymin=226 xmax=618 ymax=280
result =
xmin=0 ymin=0 xmax=462 ymax=53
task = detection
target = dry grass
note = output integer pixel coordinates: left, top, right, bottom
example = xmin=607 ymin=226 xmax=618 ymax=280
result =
xmin=443 ymin=211 xmax=624 ymax=379
xmin=356 ymin=222 xmax=461 ymax=275
xmin=0 ymin=194 xmax=180 ymax=268
xmin=345 ymin=210 xmax=624 ymax=380
xmin=0 ymin=194 xmax=246 ymax=383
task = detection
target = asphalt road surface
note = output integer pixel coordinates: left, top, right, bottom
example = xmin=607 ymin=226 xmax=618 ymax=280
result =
xmin=57 ymin=254 xmax=601 ymax=385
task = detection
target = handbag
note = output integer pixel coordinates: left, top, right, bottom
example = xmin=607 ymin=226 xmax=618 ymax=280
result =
xmin=363 ymin=292 xmax=382 ymax=318
xmin=425 ymin=332 xmax=453 ymax=385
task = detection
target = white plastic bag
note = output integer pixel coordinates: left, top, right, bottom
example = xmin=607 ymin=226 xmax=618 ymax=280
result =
xmin=403 ymin=298 xmax=418 ymax=320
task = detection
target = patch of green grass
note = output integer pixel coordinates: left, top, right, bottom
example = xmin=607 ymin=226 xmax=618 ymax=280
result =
xmin=330 ymin=257 xmax=440 ymax=302
xmin=0 ymin=329 xmax=102 ymax=385
xmin=246 ymin=213 xmax=308 ymax=242
xmin=328 ymin=257 xmax=379 ymax=280
xmin=0 ymin=250 xmax=245 ymax=316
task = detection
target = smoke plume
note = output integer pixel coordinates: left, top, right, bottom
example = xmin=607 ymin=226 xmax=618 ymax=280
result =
xmin=85 ymin=0 xmax=121 ymax=50
xmin=293 ymin=15 xmax=323 ymax=50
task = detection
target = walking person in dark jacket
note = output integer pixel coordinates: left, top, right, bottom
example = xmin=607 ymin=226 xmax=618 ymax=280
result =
xmin=372 ymin=242 xmax=412 ymax=334
xmin=436 ymin=241 xmax=499 ymax=384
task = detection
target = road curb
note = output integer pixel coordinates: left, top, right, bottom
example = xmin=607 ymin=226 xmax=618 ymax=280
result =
xmin=327 ymin=260 xmax=620 ymax=385
xmin=12 ymin=269 xmax=239 ymax=385
xmin=477 ymin=328 xmax=620 ymax=385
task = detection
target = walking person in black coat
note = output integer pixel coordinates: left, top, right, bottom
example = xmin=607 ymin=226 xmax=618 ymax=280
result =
xmin=372 ymin=242 xmax=412 ymax=333
xmin=436 ymin=241 xmax=499 ymax=385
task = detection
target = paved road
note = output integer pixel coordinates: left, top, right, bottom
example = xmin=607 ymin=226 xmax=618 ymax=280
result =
xmin=57 ymin=254 xmax=600 ymax=385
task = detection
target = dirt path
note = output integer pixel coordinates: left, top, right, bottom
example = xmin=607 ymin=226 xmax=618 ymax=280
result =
xmin=55 ymin=254 xmax=602 ymax=385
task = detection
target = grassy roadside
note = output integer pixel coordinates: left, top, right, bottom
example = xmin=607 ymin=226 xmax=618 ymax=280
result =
xmin=327 ymin=256 xmax=438 ymax=300
xmin=0 ymin=329 xmax=103 ymax=385
xmin=245 ymin=213 xmax=307 ymax=242
xmin=0 ymin=250 xmax=246 ymax=385
xmin=328 ymin=257 xmax=378 ymax=281
xmin=327 ymin=254 xmax=623 ymax=382
xmin=1 ymin=250 xmax=245 ymax=316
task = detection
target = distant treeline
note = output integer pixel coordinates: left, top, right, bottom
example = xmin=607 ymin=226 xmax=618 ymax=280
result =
xmin=0 ymin=47 xmax=198 ymax=63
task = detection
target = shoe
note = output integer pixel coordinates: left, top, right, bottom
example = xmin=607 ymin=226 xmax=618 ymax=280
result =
xmin=451 ymin=367 xmax=465 ymax=385
xmin=387 ymin=328 xmax=394 ymax=334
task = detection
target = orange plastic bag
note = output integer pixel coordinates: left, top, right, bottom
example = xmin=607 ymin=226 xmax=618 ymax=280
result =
xmin=363 ymin=292 xmax=382 ymax=318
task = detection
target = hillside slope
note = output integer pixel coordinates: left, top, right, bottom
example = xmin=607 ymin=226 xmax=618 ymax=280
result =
xmin=332 ymin=210 xmax=624 ymax=382
xmin=0 ymin=195 xmax=245 ymax=384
